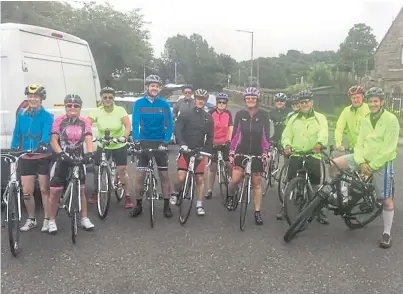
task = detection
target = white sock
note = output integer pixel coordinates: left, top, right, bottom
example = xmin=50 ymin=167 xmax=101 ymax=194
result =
xmin=382 ymin=209 xmax=394 ymax=235
xmin=197 ymin=200 xmax=202 ymax=208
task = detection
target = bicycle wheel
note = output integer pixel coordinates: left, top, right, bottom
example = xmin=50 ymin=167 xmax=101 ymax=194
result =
xmin=147 ymin=174 xmax=155 ymax=228
xmin=261 ymin=163 xmax=271 ymax=197
xmin=179 ymin=172 xmax=195 ymax=225
xmin=284 ymin=194 xmax=323 ymax=243
xmin=7 ymin=183 xmax=20 ymax=257
xmin=320 ymin=159 xmax=327 ymax=185
xmin=239 ymin=177 xmax=249 ymax=231
xmin=343 ymin=183 xmax=384 ymax=229
xmin=284 ymin=176 xmax=312 ymax=226
xmin=70 ymin=180 xmax=79 ymax=244
xmin=97 ymin=166 xmax=111 ymax=219
xmin=270 ymin=150 xmax=280 ymax=185
xmin=218 ymin=161 xmax=229 ymax=204
xmin=277 ymin=163 xmax=289 ymax=204
xmin=114 ymin=176 xmax=125 ymax=202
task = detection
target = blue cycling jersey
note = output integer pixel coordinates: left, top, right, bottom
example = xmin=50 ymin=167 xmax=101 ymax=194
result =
xmin=131 ymin=96 xmax=173 ymax=144
xmin=11 ymin=107 xmax=53 ymax=151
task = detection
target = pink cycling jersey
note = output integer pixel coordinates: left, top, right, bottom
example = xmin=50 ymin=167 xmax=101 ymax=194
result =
xmin=209 ymin=109 xmax=233 ymax=144
xmin=51 ymin=115 xmax=92 ymax=152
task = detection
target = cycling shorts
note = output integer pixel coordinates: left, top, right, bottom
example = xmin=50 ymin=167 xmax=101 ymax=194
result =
xmin=49 ymin=160 xmax=86 ymax=188
xmin=19 ymin=156 xmax=51 ymax=176
xmin=342 ymin=154 xmax=394 ymax=199
xmin=234 ymin=156 xmax=263 ymax=173
xmin=177 ymin=153 xmax=206 ymax=175
xmin=287 ymin=156 xmax=322 ymax=185
xmin=94 ymin=145 xmax=128 ymax=166
xmin=136 ymin=141 xmax=168 ymax=171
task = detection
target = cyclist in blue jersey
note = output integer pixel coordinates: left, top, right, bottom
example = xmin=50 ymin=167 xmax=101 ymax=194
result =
xmin=130 ymin=75 xmax=174 ymax=218
xmin=10 ymin=84 xmax=53 ymax=232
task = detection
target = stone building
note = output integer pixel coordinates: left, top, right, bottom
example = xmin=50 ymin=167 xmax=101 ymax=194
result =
xmin=374 ymin=7 xmax=403 ymax=93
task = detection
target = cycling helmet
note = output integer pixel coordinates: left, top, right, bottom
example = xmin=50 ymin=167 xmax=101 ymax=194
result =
xmin=348 ymin=85 xmax=365 ymax=96
xmin=25 ymin=84 xmax=46 ymax=100
xmin=145 ymin=74 xmax=163 ymax=86
xmin=183 ymin=84 xmax=193 ymax=91
xmin=274 ymin=92 xmax=287 ymax=101
xmin=100 ymin=87 xmax=115 ymax=96
xmin=298 ymin=89 xmax=313 ymax=99
xmin=216 ymin=92 xmax=229 ymax=100
xmin=365 ymin=87 xmax=385 ymax=99
xmin=194 ymin=89 xmax=209 ymax=99
xmin=289 ymin=94 xmax=299 ymax=103
xmin=243 ymin=87 xmax=260 ymax=97
xmin=64 ymin=94 xmax=83 ymax=107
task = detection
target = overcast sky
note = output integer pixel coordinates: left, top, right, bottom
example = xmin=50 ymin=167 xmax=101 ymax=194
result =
xmin=87 ymin=0 xmax=402 ymax=61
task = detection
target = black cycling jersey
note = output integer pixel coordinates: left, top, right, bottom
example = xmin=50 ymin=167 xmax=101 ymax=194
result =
xmin=269 ymin=107 xmax=290 ymax=144
xmin=175 ymin=107 xmax=213 ymax=153
xmin=230 ymin=109 xmax=271 ymax=156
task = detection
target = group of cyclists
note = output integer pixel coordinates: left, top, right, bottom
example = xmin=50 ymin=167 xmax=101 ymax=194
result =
xmin=5 ymin=74 xmax=399 ymax=249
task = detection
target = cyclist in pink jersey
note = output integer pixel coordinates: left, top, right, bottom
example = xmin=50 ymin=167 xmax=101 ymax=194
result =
xmin=47 ymin=94 xmax=95 ymax=234
xmin=205 ymin=93 xmax=233 ymax=199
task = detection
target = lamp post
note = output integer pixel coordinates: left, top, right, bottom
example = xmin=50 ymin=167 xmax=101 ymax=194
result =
xmin=236 ymin=29 xmax=254 ymax=86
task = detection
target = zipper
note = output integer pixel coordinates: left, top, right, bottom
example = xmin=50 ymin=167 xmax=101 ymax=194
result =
xmin=249 ymin=115 xmax=252 ymax=154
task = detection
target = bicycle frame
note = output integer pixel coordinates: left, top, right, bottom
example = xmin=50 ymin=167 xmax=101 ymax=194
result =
xmin=237 ymin=154 xmax=260 ymax=205
xmin=63 ymin=162 xmax=83 ymax=214
xmin=2 ymin=154 xmax=23 ymax=223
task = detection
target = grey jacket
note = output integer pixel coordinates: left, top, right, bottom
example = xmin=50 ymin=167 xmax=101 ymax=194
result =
xmin=173 ymin=98 xmax=195 ymax=119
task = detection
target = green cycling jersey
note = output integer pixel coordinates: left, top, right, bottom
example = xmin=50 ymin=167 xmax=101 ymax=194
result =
xmin=334 ymin=103 xmax=370 ymax=149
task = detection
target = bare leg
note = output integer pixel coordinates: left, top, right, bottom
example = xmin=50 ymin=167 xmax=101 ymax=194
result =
xmin=21 ymin=175 xmax=36 ymax=218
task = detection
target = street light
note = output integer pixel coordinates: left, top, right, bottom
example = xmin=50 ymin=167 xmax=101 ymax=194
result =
xmin=236 ymin=29 xmax=254 ymax=86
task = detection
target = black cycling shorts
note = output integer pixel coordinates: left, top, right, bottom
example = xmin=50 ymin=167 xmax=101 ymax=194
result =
xmin=136 ymin=141 xmax=168 ymax=171
xmin=19 ymin=156 xmax=51 ymax=176
xmin=234 ymin=155 xmax=263 ymax=173
xmin=211 ymin=144 xmax=229 ymax=163
xmin=49 ymin=160 xmax=86 ymax=188
xmin=287 ymin=156 xmax=322 ymax=185
xmin=94 ymin=145 xmax=128 ymax=166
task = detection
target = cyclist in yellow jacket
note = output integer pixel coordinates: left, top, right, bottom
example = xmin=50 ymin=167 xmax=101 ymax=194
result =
xmin=334 ymin=85 xmax=370 ymax=151
xmin=331 ymin=87 xmax=399 ymax=249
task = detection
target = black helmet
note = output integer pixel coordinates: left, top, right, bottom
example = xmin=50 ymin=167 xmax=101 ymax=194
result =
xmin=365 ymin=87 xmax=385 ymax=99
xmin=100 ymin=87 xmax=115 ymax=96
xmin=183 ymin=84 xmax=193 ymax=91
xmin=25 ymin=84 xmax=47 ymax=100
xmin=289 ymin=94 xmax=299 ymax=103
xmin=145 ymin=74 xmax=163 ymax=86
xmin=298 ymin=89 xmax=313 ymax=100
xmin=64 ymin=94 xmax=83 ymax=107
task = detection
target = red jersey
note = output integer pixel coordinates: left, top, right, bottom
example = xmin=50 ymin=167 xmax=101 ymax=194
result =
xmin=209 ymin=109 xmax=233 ymax=144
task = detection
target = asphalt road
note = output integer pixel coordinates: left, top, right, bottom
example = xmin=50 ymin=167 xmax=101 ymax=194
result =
xmin=1 ymin=106 xmax=402 ymax=294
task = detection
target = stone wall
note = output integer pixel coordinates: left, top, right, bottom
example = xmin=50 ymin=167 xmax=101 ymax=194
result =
xmin=374 ymin=7 xmax=403 ymax=92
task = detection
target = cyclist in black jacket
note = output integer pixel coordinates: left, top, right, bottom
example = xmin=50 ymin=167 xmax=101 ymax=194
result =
xmin=228 ymin=87 xmax=271 ymax=225
xmin=269 ymin=92 xmax=291 ymax=147
xmin=170 ymin=89 xmax=213 ymax=216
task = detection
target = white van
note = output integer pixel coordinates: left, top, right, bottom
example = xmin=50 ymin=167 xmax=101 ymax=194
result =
xmin=0 ymin=23 xmax=101 ymax=149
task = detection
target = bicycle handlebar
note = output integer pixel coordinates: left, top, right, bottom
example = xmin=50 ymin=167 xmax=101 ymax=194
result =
xmin=92 ymin=137 xmax=120 ymax=145
xmin=179 ymin=148 xmax=212 ymax=158
xmin=1 ymin=150 xmax=44 ymax=163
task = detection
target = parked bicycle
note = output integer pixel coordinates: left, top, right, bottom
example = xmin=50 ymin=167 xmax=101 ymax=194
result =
xmin=92 ymin=129 xmax=125 ymax=219
xmin=261 ymin=143 xmax=280 ymax=197
xmin=284 ymin=149 xmax=386 ymax=243
xmin=130 ymin=146 xmax=165 ymax=228
xmin=176 ymin=147 xmax=211 ymax=225
xmin=212 ymin=144 xmax=230 ymax=204
xmin=1 ymin=150 xmax=39 ymax=257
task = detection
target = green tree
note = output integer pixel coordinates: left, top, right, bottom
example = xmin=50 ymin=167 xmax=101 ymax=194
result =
xmin=308 ymin=63 xmax=333 ymax=87
xmin=338 ymin=23 xmax=378 ymax=76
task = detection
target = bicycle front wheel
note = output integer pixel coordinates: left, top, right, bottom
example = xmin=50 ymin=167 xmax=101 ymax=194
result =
xmin=147 ymin=174 xmax=155 ymax=228
xmin=7 ymin=183 xmax=20 ymax=257
xmin=218 ymin=161 xmax=229 ymax=204
xmin=239 ymin=178 xmax=249 ymax=231
xmin=261 ymin=163 xmax=271 ymax=197
xmin=284 ymin=176 xmax=312 ymax=226
xmin=70 ymin=180 xmax=80 ymax=244
xmin=114 ymin=176 xmax=125 ymax=202
xmin=97 ymin=166 xmax=111 ymax=219
xmin=277 ymin=163 xmax=289 ymax=204
xmin=284 ymin=193 xmax=322 ymax=243
xmin=179 ymin=172 xmax=195 ymax=225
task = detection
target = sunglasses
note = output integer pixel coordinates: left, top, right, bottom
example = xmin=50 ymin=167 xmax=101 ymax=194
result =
xmin=217 ymin=101 xmax=227 ymax=105
xmin=184 ymin=91 xmax=192 ymax=94
xmin=66 ymin=103 xmax=81 ymax=109
xmin=275 ymin=99 xmax=286 ymax=103
xmin=245 ymin=97 xmax=257 ymax=101
xmin=103 ymin=96 xmax=114 ymax=100
xmin=299 ymin=99 xmax=311 ymax=105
